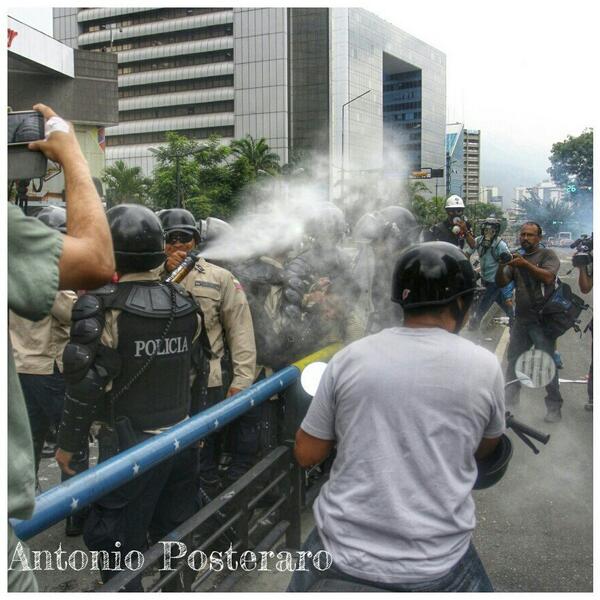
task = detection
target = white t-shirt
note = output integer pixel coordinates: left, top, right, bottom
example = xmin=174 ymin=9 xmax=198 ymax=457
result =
xmin=301 ymin=326 xmax=505 ymax=584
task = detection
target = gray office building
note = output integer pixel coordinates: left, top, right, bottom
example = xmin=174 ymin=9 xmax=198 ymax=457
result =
xmin=54 ymin=7 xmax=446 ymax=196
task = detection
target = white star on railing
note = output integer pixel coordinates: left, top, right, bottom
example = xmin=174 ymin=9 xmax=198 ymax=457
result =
xmin=214 ymin=419 xmax=219 ymax=429
xmin=250 ymin=399 xmax=255 ymax=406
xmin=133 ymin=463 xmax=140 ymax=476
xmin=173 ymin=440 xmax=180 ymax=450
xmin=70 ymin=498 xmax=79 ymax=511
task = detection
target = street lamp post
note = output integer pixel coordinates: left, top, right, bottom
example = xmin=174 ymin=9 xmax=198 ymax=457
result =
xmin=341 ymin=89 xmax=371 ymax=203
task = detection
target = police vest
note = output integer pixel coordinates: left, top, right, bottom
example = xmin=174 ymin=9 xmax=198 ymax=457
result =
xmin=105 ymin=281 xmax=199 ymax=431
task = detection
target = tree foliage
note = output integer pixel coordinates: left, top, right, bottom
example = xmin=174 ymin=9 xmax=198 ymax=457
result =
xmin=516 ymin=193 xmax=576 ymax=237
xmin=230 ymin=135 xmax=281 ymax=176
xmin=548 ymin=129 xmax=593 ymax=189
xmin=147 ymin=133 xmax=272 ymax=220
xmin=101 ymin=160 xmax=150 ymax=206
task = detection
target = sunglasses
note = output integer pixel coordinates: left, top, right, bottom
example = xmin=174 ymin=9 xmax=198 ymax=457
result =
xmin=166 ymin=231 xmax=194 ymax=244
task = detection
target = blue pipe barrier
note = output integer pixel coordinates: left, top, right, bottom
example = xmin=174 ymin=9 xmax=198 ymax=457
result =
xmin=12 ymin=344 xmax=341 ymax=541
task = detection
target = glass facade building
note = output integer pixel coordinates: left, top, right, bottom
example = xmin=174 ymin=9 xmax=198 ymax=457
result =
xmin=54 ymin=7 xmax=446 ymax=195
xmin=445 ymin=122 xmax=464 ymax=198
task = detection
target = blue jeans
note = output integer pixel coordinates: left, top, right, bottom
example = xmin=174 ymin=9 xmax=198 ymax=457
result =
xmin=472 ymin=280 xmax=514 ymax=326
xmin=287 ymin=527 xmax=493 ymax=592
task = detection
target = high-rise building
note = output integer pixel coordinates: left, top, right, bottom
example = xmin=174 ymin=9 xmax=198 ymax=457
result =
xmin=515 ymin=181 xmax=564 ymax=204
xmin=463 ymin=129 xmax=480 ymax=204
xmin=54 ymin=8 xmax=446 ymax=196
xmin=445 ymin=122 xmax=464 ymax=198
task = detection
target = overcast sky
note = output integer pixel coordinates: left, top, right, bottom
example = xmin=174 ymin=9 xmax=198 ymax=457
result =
xmin=8 ymin=1 xmax=596 ymax=200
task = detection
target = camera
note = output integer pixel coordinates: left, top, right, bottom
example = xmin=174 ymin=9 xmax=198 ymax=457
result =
xmin=498 ymin=251 xmax=514 ymax=264
xmin=7 ymin=110 xmax=47 ymax=181
xmin=571 ymin=234 xmax=593 ymax=267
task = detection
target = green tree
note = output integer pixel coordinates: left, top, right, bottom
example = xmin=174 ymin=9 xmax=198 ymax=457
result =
xmin=101 ymin=160 xmax=150 ymax=206
xmin=517 ymin=191 xmax=576 ymax=237
xmin=148 ymin=133 xmax=257 ymax=220
xmin=548 ymin=129 xmax=593 ymax=190
xmin=230 ymin=135 xmax=281 ymax=176
xmin=149 ymin=132 xmax=203 ymax=210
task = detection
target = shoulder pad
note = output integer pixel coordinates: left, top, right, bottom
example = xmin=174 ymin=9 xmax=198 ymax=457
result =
xmin=236 ymin=260 xmax=283 ymax=286
xmin=88 ymin=283 xmax=119 ymax=297
xmin=284 ymin=255 xmax=313 ymax=279
xmin=111 ymin=282 xmax=198 ymax=318
xmin=72 ymin=293 xmax=104 ymax=321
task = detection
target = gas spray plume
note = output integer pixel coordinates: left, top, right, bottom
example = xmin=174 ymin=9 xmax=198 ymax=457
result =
xmin=199 ymin=132 xmax=422 ymax=264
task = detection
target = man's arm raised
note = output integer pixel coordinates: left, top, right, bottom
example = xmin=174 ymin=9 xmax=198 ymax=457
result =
xmin=28 ymin=103 xmax=114 ymax=290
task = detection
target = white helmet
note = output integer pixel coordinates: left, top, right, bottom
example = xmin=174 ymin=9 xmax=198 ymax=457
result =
xmin=445 ymin=195 xmax=465 ymax=209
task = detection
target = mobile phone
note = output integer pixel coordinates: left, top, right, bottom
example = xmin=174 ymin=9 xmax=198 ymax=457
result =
xmin=7 ymin=111 xmax=47 ymax=180
xmin=8 ymin=110 xmax=45 ymax=146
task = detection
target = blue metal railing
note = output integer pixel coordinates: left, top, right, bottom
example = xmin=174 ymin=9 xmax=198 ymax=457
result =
xmin=13 ymin=344 xmax=340 ymax=541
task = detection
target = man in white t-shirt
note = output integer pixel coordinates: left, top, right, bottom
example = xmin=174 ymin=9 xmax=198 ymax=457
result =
xmin=288 ymin=242 xmax=506 ymax=592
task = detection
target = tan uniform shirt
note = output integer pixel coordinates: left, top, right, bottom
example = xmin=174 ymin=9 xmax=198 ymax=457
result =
xmin=169 ymin=257 xmax=256 ymax=390
xmin=9 ymin=290 xmax=77 ymax=375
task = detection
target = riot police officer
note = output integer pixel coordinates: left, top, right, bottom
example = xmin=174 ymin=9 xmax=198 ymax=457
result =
xmin=55 ymin=205 xmax=208 ymax=590
xmin=353 ymin=205 xmax=419 ymax=333
xmin=281 ymin=203 xmax=362 ymax=346
xmin=158 ymin=209 xmax=257 ymax=491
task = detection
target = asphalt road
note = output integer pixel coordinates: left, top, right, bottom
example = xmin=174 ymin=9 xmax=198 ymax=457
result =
xmin=28 ymin=247 xmax=593 ymax=592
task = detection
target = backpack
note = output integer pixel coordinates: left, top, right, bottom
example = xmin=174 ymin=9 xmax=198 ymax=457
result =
xmin=538 ymin=279 xmax=588 ymax=339
xmin=519 ymin=265 xmax=588 ymax=339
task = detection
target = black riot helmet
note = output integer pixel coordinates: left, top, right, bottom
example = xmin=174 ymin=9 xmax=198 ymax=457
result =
xmin=200 ymin=217 xmax=233 ymax=244
xmin=391 ymin=241 xmax=477 ymax=312
xmin=473 ymin=434 xmax=513 ymax=490
xmin=353 ymin=212 xmax=385 ymax=242
xmin=37 ymin=205 xmax=67 ymax=233
xmin=379 ymin=205 xmax=419 ymax=248
xmin=107 ymin=204 xmax=166 ymax=273
xmin=158 ymin=208 xmax=201 ymax=243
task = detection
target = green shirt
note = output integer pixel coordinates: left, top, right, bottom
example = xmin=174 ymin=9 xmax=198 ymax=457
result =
xmin=7 ymin=203 xmax=63 ymax=520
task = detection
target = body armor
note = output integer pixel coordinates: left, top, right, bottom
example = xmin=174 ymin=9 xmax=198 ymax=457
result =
xmin=58 ymin=281 xmax=204 ymax=452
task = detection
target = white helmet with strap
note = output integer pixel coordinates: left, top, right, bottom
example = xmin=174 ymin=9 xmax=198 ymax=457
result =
xmin=445 ymin=195 xmax=465 ymax=209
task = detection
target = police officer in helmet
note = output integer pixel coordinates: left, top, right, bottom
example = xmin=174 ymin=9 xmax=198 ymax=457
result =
xmin=55 ymin=204 xmax=208 ymax=590
xmin=158 ymin=208 xmax=256 ymax=493
xmin=291 ymin=241 xmax=506 ymax=592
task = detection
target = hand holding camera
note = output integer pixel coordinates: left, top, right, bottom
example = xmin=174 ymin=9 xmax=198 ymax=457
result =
xmin=571 ymin=234 xmax=593 ymax=268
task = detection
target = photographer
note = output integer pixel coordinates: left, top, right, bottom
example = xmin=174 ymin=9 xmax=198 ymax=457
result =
xmin=465 ymin=218 xmax=515 ymax=329
xmin=496 ymin=222 xmax=563 ymax=422
xmin=8 ymin=103 xmax=114 ymax=591
xmin=572 ymin=236 xmax=593 ymax=410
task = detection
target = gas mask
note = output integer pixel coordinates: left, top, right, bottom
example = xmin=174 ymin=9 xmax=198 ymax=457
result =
xmin=451 ymin=217 xmax=463 ymax=236
xmin=481 ymin=225 xmax=497 ymax=248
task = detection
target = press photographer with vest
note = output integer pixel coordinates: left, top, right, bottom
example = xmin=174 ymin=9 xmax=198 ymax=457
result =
xmin=496 ymin=222 xmax=563 ymax=422
xmin=464 ymin=217 xmax=515 ymax=329
xmin=290 ymin=242 xmax=505 ymax=592
xmin=54 ymin=205 xmax=209 ymax=590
